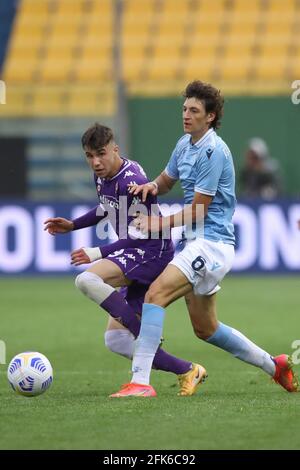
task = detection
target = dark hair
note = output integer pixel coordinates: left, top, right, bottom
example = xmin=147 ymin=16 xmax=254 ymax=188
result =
xmin=81 ymin=123 xmax=114 ymax=150
xmin=183 ymin=81 xmax=224 ymax=129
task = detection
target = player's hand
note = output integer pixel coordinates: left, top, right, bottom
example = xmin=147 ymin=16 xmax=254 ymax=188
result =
xmin=128 ymin=182 xmax=158 ymax=202
xmin=133 ymin=213 xmax=162 ymax=235
xmin=44 ymin=217 xmax=74 ymax=235
xmin=70 ymin=247 xmax=102 ymax=266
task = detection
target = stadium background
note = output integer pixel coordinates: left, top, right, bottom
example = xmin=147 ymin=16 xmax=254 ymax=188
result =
xmin=0 ymin=0 xmax=300 ymax=451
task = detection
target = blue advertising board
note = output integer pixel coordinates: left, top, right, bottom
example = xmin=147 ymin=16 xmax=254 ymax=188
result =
xmin=0 ymin=200 xmax=300 ymax=274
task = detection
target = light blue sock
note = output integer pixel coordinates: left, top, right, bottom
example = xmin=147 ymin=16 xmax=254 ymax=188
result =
xmin=206 ymin=322 xmax=275 ymax=376
xmin=131 ymin=303 xmax=165 ymax=385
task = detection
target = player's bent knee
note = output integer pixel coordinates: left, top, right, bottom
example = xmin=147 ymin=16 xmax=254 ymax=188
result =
xmin=193 ymin=327 xmax=210 ymax=340
xmin=193 ymin=324 xmax=218 ymax=340
xmin=75 ymin=272 xmax=89 ymax=294
xmin=74 ymin=271 xmax=113 ymax=305
xmin=145 ymin=286 xmax=165 ymax=306
xmin=104 ymin=330 xmax=134 ymax=359
xmin=104 ymin=330 xmax=120 ymax=352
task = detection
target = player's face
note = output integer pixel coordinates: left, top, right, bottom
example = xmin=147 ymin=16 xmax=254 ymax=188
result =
xmin=85 ymin=141 xmax=121 ymax=178
xmin=183 ymin=98 xmax=215 ymax=141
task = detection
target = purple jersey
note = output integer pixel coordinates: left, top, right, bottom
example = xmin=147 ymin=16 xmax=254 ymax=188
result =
xmin=94 ymin=157 xmax=174 ymax=285
xmin=72 ymin=157 xmax=174 ymax=288
xmin=95 ymin=158 xmax=160 ymax=239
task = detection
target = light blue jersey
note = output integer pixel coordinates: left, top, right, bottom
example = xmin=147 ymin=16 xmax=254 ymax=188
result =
xmin=165 ymin=128 xmax=236 ymax=245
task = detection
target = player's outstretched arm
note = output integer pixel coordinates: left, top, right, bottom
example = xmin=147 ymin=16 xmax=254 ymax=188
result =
xmin=44 ymin=217 xmax=74 ymax=235
xmin=128 ymin=171 xmax=177 ymax=202
xmin=44 ymin=206 xmax=107 ymax=236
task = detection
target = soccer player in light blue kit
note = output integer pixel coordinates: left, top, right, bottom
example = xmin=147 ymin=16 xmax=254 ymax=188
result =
xmin=111 ymin=81 xmax=298 ymax=397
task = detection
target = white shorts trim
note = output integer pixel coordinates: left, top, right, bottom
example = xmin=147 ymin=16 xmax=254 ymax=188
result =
xmin=170 ymin=238 xmax=235 ymax=296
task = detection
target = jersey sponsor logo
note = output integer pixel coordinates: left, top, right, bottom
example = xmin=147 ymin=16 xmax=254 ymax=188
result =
xmin=99 ymin=194 xmax=119 ymax=209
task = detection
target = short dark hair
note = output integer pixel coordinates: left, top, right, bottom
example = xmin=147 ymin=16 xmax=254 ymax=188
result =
xmin=81 ymin=123 xmax=114 ymax=150
xmin=183 ymin=81 xmax=224 ymax=129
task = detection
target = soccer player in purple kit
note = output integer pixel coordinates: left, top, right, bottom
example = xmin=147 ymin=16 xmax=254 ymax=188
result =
xmin=44 ymin=123 xmax=207 ymax=397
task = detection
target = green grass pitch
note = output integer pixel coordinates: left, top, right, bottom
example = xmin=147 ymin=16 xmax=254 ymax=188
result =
xmin=0 ymin=276 xmax=299 ymax=450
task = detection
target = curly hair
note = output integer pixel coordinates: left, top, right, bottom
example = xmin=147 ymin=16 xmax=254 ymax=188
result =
xmin=81 ymin=123 xmax=114 ymax=150
xmin=183 ymin=81 xmax=224 ymax=129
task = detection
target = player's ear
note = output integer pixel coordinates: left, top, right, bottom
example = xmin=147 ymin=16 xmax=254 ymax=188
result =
xmin=207 ymin=112 xmax=215 ymax=124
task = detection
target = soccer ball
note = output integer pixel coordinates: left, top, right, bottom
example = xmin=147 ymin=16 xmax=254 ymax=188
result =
xmin=7 ymin=351 xmax=53 ymax=397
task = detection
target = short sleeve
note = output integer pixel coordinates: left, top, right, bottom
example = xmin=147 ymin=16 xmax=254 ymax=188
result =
xmin=165 ymin=146 xmax=179 ymax=180
xmin=194 ymin=147 xmax=224 ymax=196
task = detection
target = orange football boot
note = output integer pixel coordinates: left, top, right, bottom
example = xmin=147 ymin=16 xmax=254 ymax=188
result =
xmin=273 ymin=354 xmax=299 ymax=392
xmin=109 ymin=383 xmax=157 ymax=398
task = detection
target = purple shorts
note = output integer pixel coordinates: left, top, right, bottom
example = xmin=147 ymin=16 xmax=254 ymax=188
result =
xmin=107 ymin=240 xmax=174 ymax=285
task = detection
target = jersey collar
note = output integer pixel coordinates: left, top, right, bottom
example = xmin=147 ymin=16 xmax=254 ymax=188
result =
xmin=190 ymin=128 xmax=215 ymax=149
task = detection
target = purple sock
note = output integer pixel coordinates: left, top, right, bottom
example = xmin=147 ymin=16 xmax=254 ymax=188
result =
xmin=101 ymin=291 xmax=140 ymax=337
xmin=100 ymin=291 xmax=192 ymax=375
xmin=153 ymin=348 xmax=192 ymax=375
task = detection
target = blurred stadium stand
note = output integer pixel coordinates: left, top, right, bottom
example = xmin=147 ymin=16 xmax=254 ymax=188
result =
xmin=0 ymin=0 xmax=299 ymax=200
xmin=2 ymin=0 xmax=300 ymax=108
xmin=2 ymin=0 xmax=114 ymax=116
